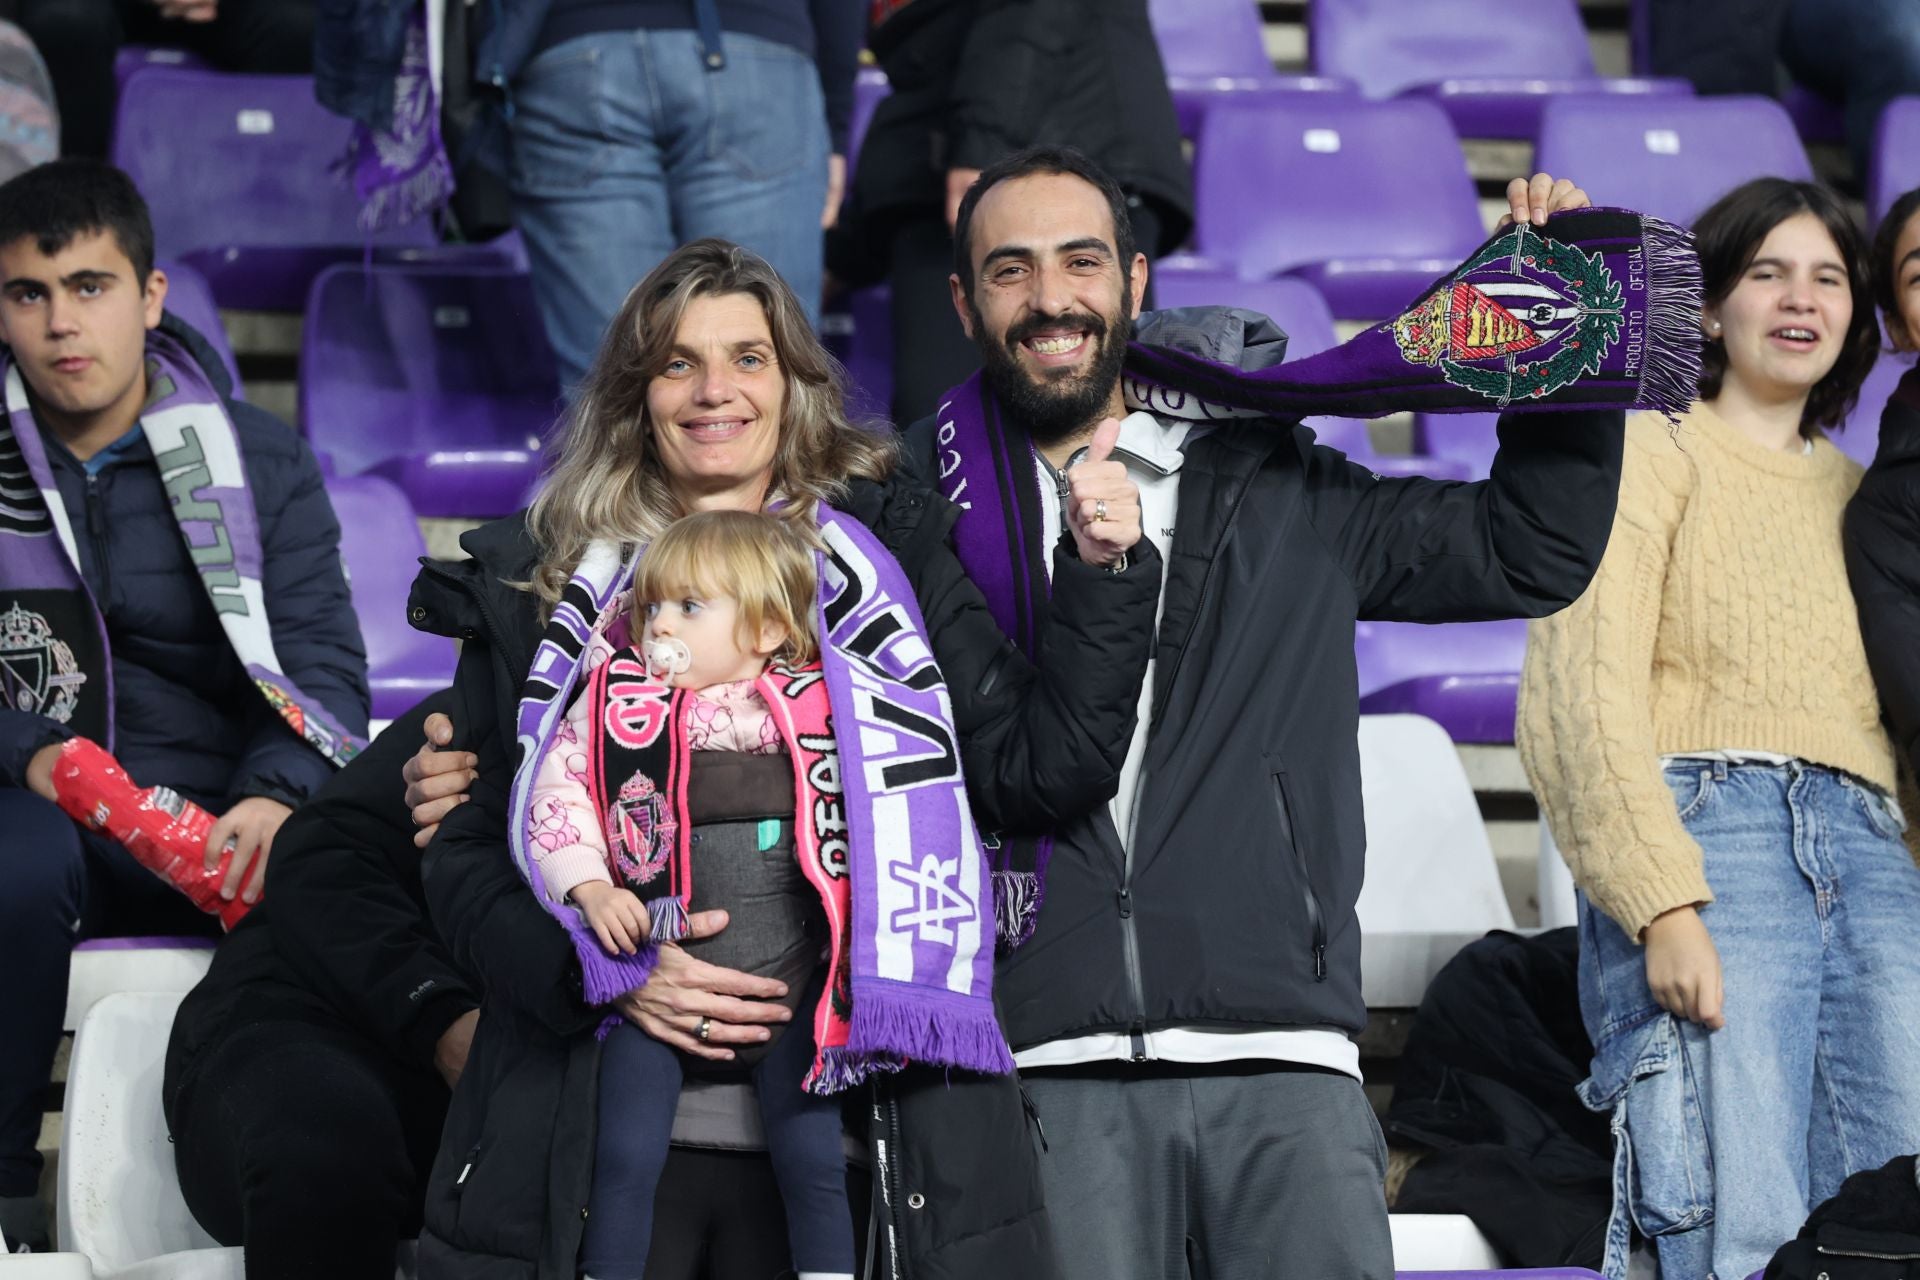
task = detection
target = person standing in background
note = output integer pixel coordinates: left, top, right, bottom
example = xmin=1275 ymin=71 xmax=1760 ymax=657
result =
xmin=477 ymin=0 xmax=861 ymax=389
xmin=829 ymin=0 xmax=1192 ymax=427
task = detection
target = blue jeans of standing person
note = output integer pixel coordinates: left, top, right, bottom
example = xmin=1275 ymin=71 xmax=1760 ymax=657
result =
xmin=507 ymin=28 xmax=830 ymax=390
xmin=580 ymin=983 xmax=851 ymax=1280
xmin=1575 ymin=760 xmax=1920 ymax=1280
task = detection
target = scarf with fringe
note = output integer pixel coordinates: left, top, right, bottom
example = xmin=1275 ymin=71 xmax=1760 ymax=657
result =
xmin=508 ymin=507 xmax=1012 ymax=1089
xmin=939 ymin=207 xmax=1703 ymax=945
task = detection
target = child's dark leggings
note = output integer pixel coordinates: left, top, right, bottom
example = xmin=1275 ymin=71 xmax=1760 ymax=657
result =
xmin=578 ymin=990 xmax=853 ymax=1279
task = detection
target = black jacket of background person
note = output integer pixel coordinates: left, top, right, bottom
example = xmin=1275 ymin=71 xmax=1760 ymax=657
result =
xmin=1846 ymin=366 xmax=1920 ymax=780
xmin=899 ymin=391 xmax=1627 ymax=1052
xmin=0 ymin=313 xmax=368 ymax=807
xmin=162 ymin=693 xmax=480 ymax=1126
xmin=830 ymin=0 xmax=1194 ymax=283
xmin=406 ymin=453 xmax=1159 ymax=1278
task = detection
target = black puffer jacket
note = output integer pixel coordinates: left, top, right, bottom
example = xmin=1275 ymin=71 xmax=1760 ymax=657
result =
xmin=1845 ymin=365 xmax=1920 ymax=781
xmin=0 ymin=313 xmax=369 ymax=806
xmin=408 ymin=455 xmax=1160 ymax=1277
xmin=832 ymin=0 xmax=1192 ymax=280
xmin=896 ymin=310 xmax=1626 ymax=1049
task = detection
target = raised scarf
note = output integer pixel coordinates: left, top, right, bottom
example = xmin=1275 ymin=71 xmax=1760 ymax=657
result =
xmin=508 ymin=507 xmax=1011 ymax=1087
xmin=939 ymin=207 xmax=1703 ymax=943
xmin=0 ymin=331 xmax=363 ymax=767
xmin=345 ymin=2 xmax=453 ymax=233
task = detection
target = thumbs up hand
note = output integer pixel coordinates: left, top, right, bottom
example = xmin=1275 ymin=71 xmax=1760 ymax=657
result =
xmin=1063 ymin=416 xmax=1142 ymax=569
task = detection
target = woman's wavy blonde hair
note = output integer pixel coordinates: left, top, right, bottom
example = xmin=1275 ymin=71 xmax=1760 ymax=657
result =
xmin=523 ymin=238 xmax=896 ymax=612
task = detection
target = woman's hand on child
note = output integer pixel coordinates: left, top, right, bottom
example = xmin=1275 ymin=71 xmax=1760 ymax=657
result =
xmin=404 ymin=712 xmax=478 ymax=848
xmin=572 ymin=881 xmax=652 ymax=956
xmin=1642 ymin=905 xmax=1726 ymax=1030
xmin=611 ymin=909 xmax=792 ymax=1062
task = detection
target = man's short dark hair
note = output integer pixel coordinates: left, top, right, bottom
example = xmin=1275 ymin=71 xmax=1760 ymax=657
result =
xmin=951 ymin=146 xmax=1136 ymax=301
xmin=0 ymin=159 xmax=156 ymax=283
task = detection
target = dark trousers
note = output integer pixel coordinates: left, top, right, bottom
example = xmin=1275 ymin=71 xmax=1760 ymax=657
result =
xmin=584 ymin=1009 xmax=853 ymax=1280
xmin=169 ymin=1017 xmax=449 ymax=1280
xmin=0 ymin=787 xmax=217 ymax=1198
xmin=16 ymin=0 xmax=314 ymax=157
xmin=887 ymin=202 xmax=1163 ymax=428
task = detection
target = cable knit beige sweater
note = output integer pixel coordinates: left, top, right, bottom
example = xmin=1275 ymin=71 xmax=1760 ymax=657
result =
xmin=1516 ymin=402 xmax=1894 ymax=941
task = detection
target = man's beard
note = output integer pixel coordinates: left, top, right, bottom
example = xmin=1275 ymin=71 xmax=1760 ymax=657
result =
xmin=972 ymin=301 xmax=1131 ymax=449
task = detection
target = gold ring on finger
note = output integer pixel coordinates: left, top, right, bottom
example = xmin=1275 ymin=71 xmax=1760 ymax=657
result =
xmin=696 ymin=1016 xmax=713 ymax=1043
xmin=1094 ymin=499 xmax=1108 ymax=522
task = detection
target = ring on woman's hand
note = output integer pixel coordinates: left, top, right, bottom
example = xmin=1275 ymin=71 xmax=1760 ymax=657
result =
xmin=695 ymin=1016 xmax=713 ymax=1043
xmin=1094 ymin=499 xmax=1108 ymax=523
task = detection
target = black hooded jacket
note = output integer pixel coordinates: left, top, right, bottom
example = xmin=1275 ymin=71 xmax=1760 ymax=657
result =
xmin=406 ymin=449 xmax=1161 ymax=1278
xmin=1845 ymin=365 xmax=1920 ymax=780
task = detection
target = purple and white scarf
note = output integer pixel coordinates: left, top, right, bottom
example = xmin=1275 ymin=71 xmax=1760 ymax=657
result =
xmin=345 ymin=3 xmax=454 ymax=233
xmin=507 ymin=507 xmax=1011 ymax=1084
xmin=0 ymin=332 xmax=363 ymax=767
xmin=939 ymin=206 xmax=1704 ymax=942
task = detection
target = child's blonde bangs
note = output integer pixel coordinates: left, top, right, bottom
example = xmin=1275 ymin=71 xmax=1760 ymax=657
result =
xmin=633 ymin=511 xmax=820 ymax=666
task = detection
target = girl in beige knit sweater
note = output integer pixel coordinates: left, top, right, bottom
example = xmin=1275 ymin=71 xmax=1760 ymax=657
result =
xmin=1518 ymin=178 xmax=1920 ymax=1280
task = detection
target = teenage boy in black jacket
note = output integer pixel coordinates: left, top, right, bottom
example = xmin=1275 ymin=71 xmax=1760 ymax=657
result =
xmin=916 ymin=148 xmax=1624 ymax=1279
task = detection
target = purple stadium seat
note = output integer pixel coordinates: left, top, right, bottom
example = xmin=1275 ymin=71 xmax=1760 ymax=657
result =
xmin=840 ymin=285 xmax=893 ymax=422
xmin=1192 ymin=95 xmax=1484 ymax=319
xmin=848 ymin=67 xmax=889 ymax=172
xmin=111 ymin=45 xmax=208 ymax=91
xmin=300 ymin=262 xmax=559 ymax=518
xmin=1833 ymin=348 xmax=1917 ymax=467
xmin=1535 ymin=95 xmax=1812 ymax=229
xmin=1398 ymin=1273 xmax=1605 ymax=1279
xmin=1146 ymin=0 xmax=1352 ymax=139
xmin=324 ymin=474 xmax=457 ymax=718
xmin=157 ymin=258 xmax=241 ymax=398
xmin=1308 ymin=0 xmax=1688 ymax=142
xmin=110 ymin=67 xmax=437 ymax=310
xmin=1871 ymin=96 xmax=1920 ymax=226
xmin=1357 ymin=617 xmax=1529 ymax=743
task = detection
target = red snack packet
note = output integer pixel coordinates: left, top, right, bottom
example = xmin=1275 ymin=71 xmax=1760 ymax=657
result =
xmin=49 ymin=737 xmax=251 ymax=930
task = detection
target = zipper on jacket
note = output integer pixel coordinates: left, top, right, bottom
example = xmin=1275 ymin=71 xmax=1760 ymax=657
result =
xmin=1117 ymin=885 xmax=1149 ymax=1058
xmin=1815 ymin=1243 xmax=1920 ymax=1260
xmin=1151 ymin=471 xmax=1256 ymax=737
xmin=868 ymin=1083 xmax=904 ymax=1280
xmin=85 ymin=471 xmax=111 ymax=602
xmin=1273 ymin=771 xmax=1328 ymax=981
xmin=453 ymin=1142 xmax=481 ymax=1192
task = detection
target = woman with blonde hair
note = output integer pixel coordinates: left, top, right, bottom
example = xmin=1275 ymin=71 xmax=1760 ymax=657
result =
xmin=407 ymin=238 xmax=1157 ymax=1279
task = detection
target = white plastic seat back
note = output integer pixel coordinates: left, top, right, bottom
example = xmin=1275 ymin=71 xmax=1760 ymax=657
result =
xmin=1355 ymin=714 xmax=1516 ymax=1006
xmin=0 ymin=1253 xmax=96 ymax=1277
xmin=63 ymin=943 xmax=214 ymax=1033
xmin=58 ymin=993 xmax=222 ymax=1272
xmin=1387 ymin=1213 xmax=1503 ymax=1268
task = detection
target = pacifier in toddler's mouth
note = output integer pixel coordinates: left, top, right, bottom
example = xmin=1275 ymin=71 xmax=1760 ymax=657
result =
xmin=643 ymin=636 xmax=692 ymax=678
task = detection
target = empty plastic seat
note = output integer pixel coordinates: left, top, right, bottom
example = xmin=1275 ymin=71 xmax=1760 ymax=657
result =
xmin=1413 ymin=410 xmax=1501 ymax=479
xmin=1309 ymin=0 xmax=1688 ymax=142
xmin=1146 ymin=0 xmax=1352 ymax=139
xmin=1534 ymin=95 xmax=1813 ymax=229
xmin=62 ymin=936 xmax=214 ymax=1033
xmin=1871 ymin=95 xmax=1920 ymax=225
xmin=110 ymin=67 xmax=437 ymax=310
xmin=325 ymin=475 xmax=457 ymax=719
xmin=58 ymin=993 xmax=231 ymax=1272
xmin=1192 ymin=95 xmax=1484 ymax=319
xmin=1385 ymin=1214 xmax=1503 ymax=1270
xmin=158 ymin=258 xmax=241 ymax=398
xmin=1357 ymin=617 xmax=1529 ymax=743
xmin=301 ymin=262 xmax=559 ymax=518
xmin=112 ymin=44 xmax=208 ymax=91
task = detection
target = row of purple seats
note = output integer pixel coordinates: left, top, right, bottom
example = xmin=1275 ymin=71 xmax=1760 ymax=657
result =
xmin=300 ymin=262 xmax=560 ymax=519
xmin=1145 ymin=0 xmax=1353 ymax=139
xmin=1872 ymin=97 xmax=1920 ymax=224
xmin=1306 ymin=0 xmax=1688 ymax=142
xmin=326 ymin=473 xmax=457 ymax=720
xmin=157 ymin=258 xmax=241 ymax=396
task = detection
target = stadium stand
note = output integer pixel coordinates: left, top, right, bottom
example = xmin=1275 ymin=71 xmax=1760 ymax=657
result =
xmin=324 ymin=475 xmax=457 ymax=724
xmin=1308 ymin=0 xmax=1688 ymax=142
xmin=1191 ymin=94 xmax=1484 ymax=319
xmin=299 ymin=262 xmax=559 ymax=519
xmin=1533 ymin=94 xmax=1814 ymax=228
xmin=61 ymin=940 xmax=213 ymax=1035
xmin=1357 ymin=619 xmax=1529 ymax=745
xmin=1870 ymin=96 xmax=1920 ymax=226
xmin=110 ymin=67 xmax=436 ymax=311
xmin=110 ymin=45 xmax=208 ymax=91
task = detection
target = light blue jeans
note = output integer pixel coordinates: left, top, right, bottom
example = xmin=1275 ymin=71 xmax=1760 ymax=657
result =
xmin=507 ymin=28 xmax=829 ymax=388
xmin=1577 ymin=760 xmax=1920 ymax=1280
